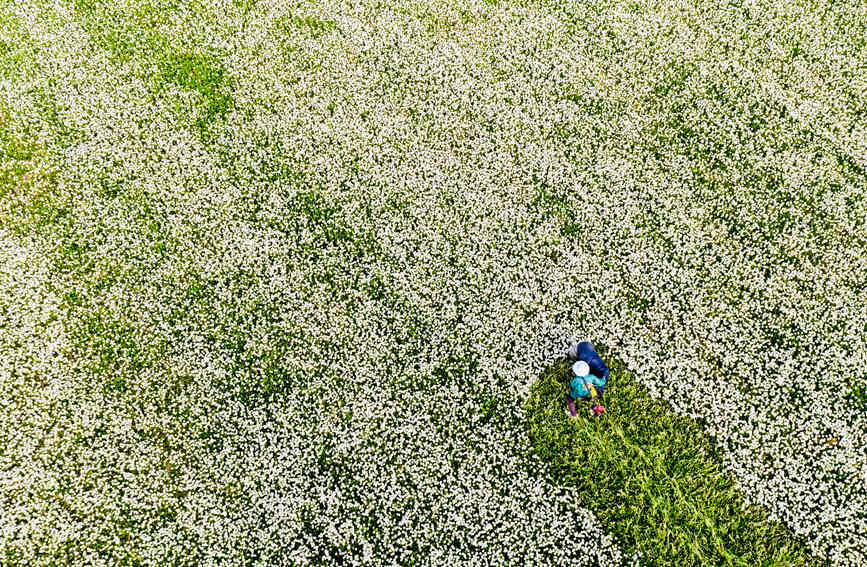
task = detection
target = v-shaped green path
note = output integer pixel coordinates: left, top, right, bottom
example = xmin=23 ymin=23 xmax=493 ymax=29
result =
xmin=525 ymin=351 xmax=824 ymax=567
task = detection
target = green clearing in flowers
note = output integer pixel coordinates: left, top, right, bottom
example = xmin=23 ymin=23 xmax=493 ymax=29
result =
xmin=525 ymin=351 xmax=824 ymax=567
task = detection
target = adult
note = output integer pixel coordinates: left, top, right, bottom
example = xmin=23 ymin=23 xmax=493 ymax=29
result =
xmin=566 ymin=341 xmax=609 ymax=398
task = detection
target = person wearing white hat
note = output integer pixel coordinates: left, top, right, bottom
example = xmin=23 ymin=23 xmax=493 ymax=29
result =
xmin=566 ymin=360 xmax=607 ymax=417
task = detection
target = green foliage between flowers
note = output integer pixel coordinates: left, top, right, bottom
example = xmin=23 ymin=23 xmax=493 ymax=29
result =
xmin=160 ymin=52 xmax=235 ymax=135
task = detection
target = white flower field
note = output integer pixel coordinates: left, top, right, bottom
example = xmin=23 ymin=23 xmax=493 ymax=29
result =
xmin=1 ymin=0 xmax=865 ymax=565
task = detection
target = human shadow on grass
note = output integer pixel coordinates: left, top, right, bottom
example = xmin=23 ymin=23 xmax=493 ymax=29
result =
xmin=525 ymin=346 xmax=825 ymax=567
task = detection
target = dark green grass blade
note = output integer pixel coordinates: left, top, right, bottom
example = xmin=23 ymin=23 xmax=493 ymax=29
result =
xmin=525 ymin=352 xmax=825 ymax=567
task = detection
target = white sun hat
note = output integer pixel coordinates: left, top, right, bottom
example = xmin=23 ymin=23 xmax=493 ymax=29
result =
xmin=572 ymin=361 xmax=589 ymax=377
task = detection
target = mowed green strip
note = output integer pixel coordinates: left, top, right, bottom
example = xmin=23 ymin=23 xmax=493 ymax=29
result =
xmin=525 ymin=351 xmax=824 ymax=567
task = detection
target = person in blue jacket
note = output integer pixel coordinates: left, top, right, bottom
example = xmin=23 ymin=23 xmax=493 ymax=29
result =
xmin=566 ymin=360 xmax=606 ymax=417
xmin=567 ymin=341 xmax=609 ymax=395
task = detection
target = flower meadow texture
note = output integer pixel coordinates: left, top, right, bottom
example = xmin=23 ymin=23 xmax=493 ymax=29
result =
xmin=0 ymin=0 xmax=865 ymax=565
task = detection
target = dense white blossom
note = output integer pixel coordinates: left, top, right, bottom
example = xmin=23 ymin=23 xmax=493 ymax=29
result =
xmin=1 ymin=0 xmax=865 ymax=565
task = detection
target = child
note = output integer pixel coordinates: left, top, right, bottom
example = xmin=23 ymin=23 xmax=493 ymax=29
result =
xmin=566 ymin=360 xmax=606 ymax=417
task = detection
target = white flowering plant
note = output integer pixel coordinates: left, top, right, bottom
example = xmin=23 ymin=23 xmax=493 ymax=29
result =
xmin=1 ymin=0 xmax=865 ymax=565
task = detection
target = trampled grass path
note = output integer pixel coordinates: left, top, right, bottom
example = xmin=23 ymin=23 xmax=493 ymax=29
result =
xmin=526 ymin=350 xmax=825 ymax=567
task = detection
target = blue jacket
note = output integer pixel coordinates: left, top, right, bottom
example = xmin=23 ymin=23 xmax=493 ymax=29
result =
xmin=576 ymin=342 xmax=609 ymax=383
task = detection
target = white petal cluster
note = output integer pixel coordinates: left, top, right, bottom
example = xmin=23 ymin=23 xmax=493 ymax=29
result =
xmin=1 ymin=0 xmax=864 ymax=565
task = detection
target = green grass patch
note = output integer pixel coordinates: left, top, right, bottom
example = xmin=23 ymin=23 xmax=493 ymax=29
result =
xmin=844 ymin=379 xmax=867 ymax=411
xmin=0 ymin=108 xmax=70 ymax=235
xmin=69 ymin=1 xmax=233 ymax=140
xmin=274 ymin=13 xmax=337 ymax=39
xmin=160 ymin=51 xmax=235 ymax=136
xmin=525 ymin=352 xmax=823 ymax=567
